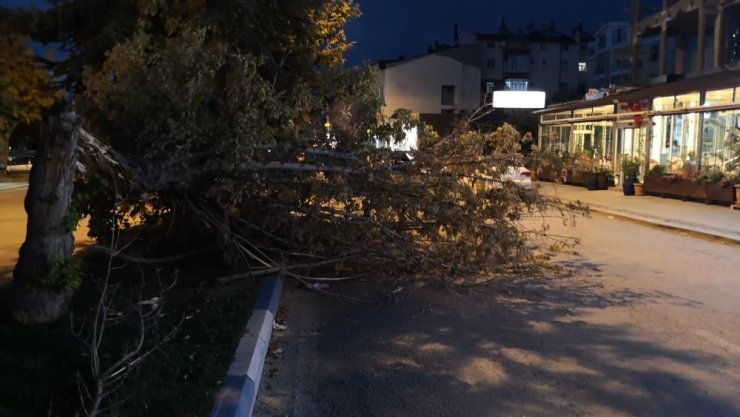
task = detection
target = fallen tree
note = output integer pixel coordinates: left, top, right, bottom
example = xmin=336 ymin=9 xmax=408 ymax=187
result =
xmin=5 ymin=1 xmax=584 ymax=324
xmin=73 ymin=117 xmax=580 ymax=283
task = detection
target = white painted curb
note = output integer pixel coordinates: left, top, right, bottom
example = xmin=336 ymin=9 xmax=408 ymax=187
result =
xmin=210 ymin=274 xmax=284 ymax=417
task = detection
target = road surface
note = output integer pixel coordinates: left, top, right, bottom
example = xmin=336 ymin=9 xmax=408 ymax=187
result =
xmin=0 ymin=188 xmax=91 ymax=283
xmin=255 ymin=211 xmax=740 ymax=417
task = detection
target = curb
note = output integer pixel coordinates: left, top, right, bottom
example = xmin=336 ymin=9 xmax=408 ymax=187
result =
xmin=211 ymin=274 xmax=285 ymax=417
xmin=551 ymin=197 xmax=740 ymax=245
xmin=0 ymin=183 xmax=29 ymax=193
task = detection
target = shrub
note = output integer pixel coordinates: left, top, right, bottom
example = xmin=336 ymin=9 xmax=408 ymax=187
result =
xmin=648 ymin=164 xmax=666 ymax=176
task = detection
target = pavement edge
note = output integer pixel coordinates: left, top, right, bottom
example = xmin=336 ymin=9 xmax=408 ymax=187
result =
xmin=549 ymin=196 xmax=740 ymax=245
xmin=210 ymin=273 xmax=285 ymax=417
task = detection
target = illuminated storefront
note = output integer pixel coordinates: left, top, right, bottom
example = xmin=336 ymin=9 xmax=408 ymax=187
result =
xmin=536 ymin=71 xmax=740 ymax=182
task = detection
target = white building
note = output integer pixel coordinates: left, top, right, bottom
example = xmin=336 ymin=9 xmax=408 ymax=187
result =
xmin=376 ymin=46 xmax=482 ymax=118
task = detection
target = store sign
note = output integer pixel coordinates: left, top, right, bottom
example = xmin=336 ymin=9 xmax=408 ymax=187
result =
xmin=492 ymin=91 xmax=546 ymax=109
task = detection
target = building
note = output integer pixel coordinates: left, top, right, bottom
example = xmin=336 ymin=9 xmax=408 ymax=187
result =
xmin=535 ymin=1 xmax=740 ymax=188
xmin=374 ymin=21 xmax=593 ymax=125
xmin=631 ymin=0 xmax=740 ymax=80
xmin=589 ymin=22 xmax=665 ymax=88
xmin=375 ymin=46 xmax=481 ymax=118
xmin=458 ymin=21 xmax=593 ymax=102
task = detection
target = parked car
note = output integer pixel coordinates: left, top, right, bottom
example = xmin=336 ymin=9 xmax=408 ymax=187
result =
xmin=502 ymin=166 xmax=532 ymax=189
xmin=6 ymin=154 xmax=34 ymax=175
xmin=469 ymin=166 xmax=533 ymax=192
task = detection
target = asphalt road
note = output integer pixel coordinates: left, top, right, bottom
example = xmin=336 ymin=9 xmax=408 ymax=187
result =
xmin=255 ymin=211 xmax=740 ymax=417
xmin=0 ymin=187 xmax=91 ymax=283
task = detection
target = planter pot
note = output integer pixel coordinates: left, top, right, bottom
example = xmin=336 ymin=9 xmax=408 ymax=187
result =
xmin=644 ymin=175 xmax=734 ymax=205
xmin=597 ymin=172 xmax=609 ymax=190
xmin=536 ymin=165 xmax=561 ymax=182
xmin=623 ymin=177 xmax=635 ymax=196
xmin=565 ymin=170 xmax=588 ymax=187
xmin=633 ymin=183 xmax=645 ymax=196
xmin=586 ymin=173 xmax=598 ymax=190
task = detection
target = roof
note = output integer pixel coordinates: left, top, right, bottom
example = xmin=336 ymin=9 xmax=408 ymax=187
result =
xmin=534 ymin=68 xmax=740 ymax=114
xmin=473 ymin=23 xmax=579 ymax=45
xmin=376 ymin=45 xmax=481 ymax=70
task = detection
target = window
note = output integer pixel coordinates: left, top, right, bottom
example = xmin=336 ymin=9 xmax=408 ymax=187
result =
xmin=505 ymin=78 xmax=529 ymax=91
xmin=485 ymin=81 xmax=495 ymax=93
xmin=578 ymin=62 xmax=587 ymax=72
xmin=614 ymin=28 xmax=623 ymax=44
xmin=598 ymin=34 xmax=606 ymax=49
xmin=649 ymin=45 xmax=659 ymax=62
xmin=561 ymin=60 xmax=568 ymax=70
xmin=542 ymin=59 xmax=547 ymax=65
xmin=540 ymin=43 xmax=547 ymax=50
xmin=562 ymin=44 xmax=570 ymax=51
xmin=487 ymin=42 xmax=496 ymax=49
xmin=441 ymin=85 xmax=455 ymax=105
xmin=506 ymin=55 xmax=530 ymax=72
xmin=486 ymin=58 xmax=496 ymax=69
xmin=704 ymin=88 xmax=734 ymax=106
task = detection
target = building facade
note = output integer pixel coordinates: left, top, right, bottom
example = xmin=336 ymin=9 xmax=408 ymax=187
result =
xmin=631 ymin=0 xmax=740 ymax=81
xmin=458 ymin=22 xmax=592 ymax=102
xmin=538 ymin=73 xmax=740 ymax=182
xmin=536 ymin=0 xmax=740 ymax=190
xmin=589 ymin=22 xmax=665 ymax=88
xmin=376 ymin=46 xmax=481 ymax=118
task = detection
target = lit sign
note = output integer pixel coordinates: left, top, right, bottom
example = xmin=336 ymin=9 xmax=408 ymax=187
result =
xmin=492 ymin=91 xmax=546 ymax=109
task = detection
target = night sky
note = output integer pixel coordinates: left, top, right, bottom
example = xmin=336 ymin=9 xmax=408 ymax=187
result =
xmin=2 ymin=0 xmax=663 ymax=66
xmin=345 ymin=0 xmax=663 ymax=66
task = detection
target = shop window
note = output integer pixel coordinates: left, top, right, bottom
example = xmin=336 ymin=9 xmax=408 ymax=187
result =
xmin=675 ymin=92 xmax=700 ymax=109
xmin=702 ymin=110 xmax=740 ymax=173
xmin=653 ymin=96 xmax=675 ymax=111
xmin=705 ymin=88 xmax=734 ymax=106
xmin=653 ymin=113 xmax=700 ymax=175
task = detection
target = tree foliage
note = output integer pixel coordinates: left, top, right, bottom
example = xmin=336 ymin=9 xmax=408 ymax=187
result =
xmin=12 ymin=0 xmax=579 ymax=286
xmin=0 ymin=32 xmax=61 ymax=133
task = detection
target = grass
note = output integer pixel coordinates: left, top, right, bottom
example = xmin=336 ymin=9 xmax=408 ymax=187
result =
xmin=0 ymin=252 xmax=258 ymax=417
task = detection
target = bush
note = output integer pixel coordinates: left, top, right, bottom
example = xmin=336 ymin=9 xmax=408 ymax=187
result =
xmin=708 ymin=171 xmax=725 ymax=183
xmin=648 ymin=164 xmax=666 ymax=176
xmin=621 ymin=155 xmax=642 ymax=180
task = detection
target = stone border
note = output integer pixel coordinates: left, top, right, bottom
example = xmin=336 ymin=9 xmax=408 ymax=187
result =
xmin=210 ymin=274 xmax=284 ymax=417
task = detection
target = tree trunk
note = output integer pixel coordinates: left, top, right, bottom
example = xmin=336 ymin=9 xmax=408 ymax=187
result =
xmin=3 ymin=110 xmax=79 ymax=324
xmin=0 ymin=129 xmax=9 ymax=177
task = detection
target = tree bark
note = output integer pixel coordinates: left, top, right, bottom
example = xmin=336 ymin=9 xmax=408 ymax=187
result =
xmin=3 ymin=109 xmax=79 ymax=324
xmin=0 ymin=129 xmax=10 ymax=177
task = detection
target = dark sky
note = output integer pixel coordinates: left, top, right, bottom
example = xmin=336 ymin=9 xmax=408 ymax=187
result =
xmin=2 ymin=0 xmax=663 ymax=65
xmin=345 ymin=0 xmax=663 ymax=65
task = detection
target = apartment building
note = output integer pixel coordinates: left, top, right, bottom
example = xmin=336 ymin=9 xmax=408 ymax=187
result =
xmin=459 ymin=22 xmax=592 ymax=101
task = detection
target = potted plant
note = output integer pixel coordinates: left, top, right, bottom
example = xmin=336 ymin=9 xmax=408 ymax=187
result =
xmin=621 ymin=155 xmax=642 ymax=196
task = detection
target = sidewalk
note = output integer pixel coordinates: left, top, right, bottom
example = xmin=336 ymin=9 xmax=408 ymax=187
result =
xmin=0 ymin=180 xmax=28 ymax=193
xmin=537 ymin=181 xmax=740 ymax=244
